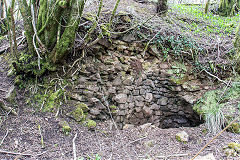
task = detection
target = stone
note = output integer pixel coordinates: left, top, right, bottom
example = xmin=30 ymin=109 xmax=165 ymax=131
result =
xmin=122 ymin=34 xmax=135 ymax=42
xmin=129 ymin=102 xmax=134 ymax=109
xmin=160 ymin=63 xmax=169 ymax=69
xmin=113 ymin=77 xmax=122 ymax=86
xmin=115 ymin=94 xmax=128 ymax=104
xmin=150 ymin=104 xmax=159 ymax=110
xmin=90 ymin=108 xmax=101 ymax=115
xmin=82 ymin=90 xmax=94 ymax=98
xmin=132 ymin=89 xmax=140 ymax=96
xmin=134 ymin=96 xmax=144 ymax=101
xmin=139 ymin=123 xmax=152 ymax=130
xmin=139 ymin=88 xmax=146 ymax=95
xmin=135 ymin=107 xmax=142 ymax=112
xmin=95 ymin=101 xmax=106 ymax=110
xmin=194 ymin=153 xmax=216 ymax=160
xmin=127 ymin=95 xmax=133 ymax=103
xmin=114 ymin=40 xmax=127 ymax=45
xmin=118 ymin=110 xmax=126 ymax=116
xmin=145 ymin=93 xmax=153 ymax=102
xmin=69 ymin=93 xmax=83 ymax=101
xmin=98 ymin=38 xmax=111 ymax=48
xmin=176 ymin=131 xmax=189 ymax=143
xmin=117 ymin=45 xmax=128 ymax=52
xmin=158 ymin=97 xmax=168 ymax=106
xmin=144 ymin=79 xmax=155 ymax=88
xmin=181 ymin=94 xmax=197 ymax=104
xmin=135 ymin=101 xmax=144 ymax=107
xmin=4 ymin=85 xmax=15 ymax=102
xmin=108 ymin=87 xmax=116 ymax=94
xmin=123 ymin=77 xmax=133 ymax=85
xmin=143 ymin=106 xmax=153 ymax=116
xmin=149 ymin=45 xmax=160 ymax=56
xmin=123 ymin=124 xmax=135 ymax=130
xmin=155 ymin=110 xmax=163 ymax=116
xmin=135 ymin=112 xmax=144 ymax=119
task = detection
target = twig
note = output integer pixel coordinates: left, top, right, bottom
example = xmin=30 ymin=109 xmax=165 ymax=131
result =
xmin=157 ymin=153 xmax=190 ymax=159
xmin=191 ymin=115 xmax=240 ymax=160
xmin=0 ymin=149 xmax=47 ymax=157
xmin=72 ymin=133 xmax=78 ymax=160
xmin=0 ymin=129 xmax=9 ymax=146
xmin=125 ymin=136 xmax=147 ymax=146
xmin=0 ymin=149 xmax=32 ymax=156
xmin=38 ymin=125 xmax=44 ymax=148
xmin=203 ymin=69 xmax=228 ymax=85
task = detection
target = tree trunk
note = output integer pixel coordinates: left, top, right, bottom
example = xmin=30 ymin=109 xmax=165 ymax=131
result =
xmin=204 ymin=0 xmax=211 ymax=14
xmin=218 ymin=0 xmax=240 ymax=16
xmin=18 ymin=0 xmax=85 ymax=65
xmin=156 ymin=0 xmax=168 ymax=15
xmin=234 ymin=21 xmax=240 ymax=62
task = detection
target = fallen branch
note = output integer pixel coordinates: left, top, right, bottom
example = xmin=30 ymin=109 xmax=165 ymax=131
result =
xmin=157 ymin=153 xmax=190 ymax=159
xmin=0 ymin=129 xmax=9 ymax=146
xmin=191 ymin=115 xmax=240 ymax=160
xmin=0 ymin=149 xmax=32 ymax=156
xmin=72 ymin=133 xmax=78 ymax=160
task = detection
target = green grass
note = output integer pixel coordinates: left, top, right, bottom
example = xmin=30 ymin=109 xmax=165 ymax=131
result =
xmin=170 ymin=4 xmax=240 ymax=35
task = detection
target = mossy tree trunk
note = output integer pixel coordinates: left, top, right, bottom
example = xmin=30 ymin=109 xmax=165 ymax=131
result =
xmin=18 ymin=0 xmax=85 ymax=64
xmin=204 ymin=0 xmax=211 ymax=14
xmin=234 ymin=21 xmax=240 ymax=65
xmin=218 ymin=0 xmax=240 ymax=16
xmin=156 ymin=0 xmax=168 ymax=15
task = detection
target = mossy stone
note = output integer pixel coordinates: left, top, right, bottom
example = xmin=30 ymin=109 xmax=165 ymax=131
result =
xmin=70 ymin=103 xmax=89 ymax=122
xmin=86 ymin=119 xmax=96 ymax=129
xmin=228 ymin=142 xmax=240 ymax=153
xmin=59 ymin=121 xmax=71 ymax=135
xmin=228 ymin=123 xmax=240 ymax=134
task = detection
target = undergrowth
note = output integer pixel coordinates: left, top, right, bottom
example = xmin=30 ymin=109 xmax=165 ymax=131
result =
xmin=170 ymin=4 xmax=240 ymax=36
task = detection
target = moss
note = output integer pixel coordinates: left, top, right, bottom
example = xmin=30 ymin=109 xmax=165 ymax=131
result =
xmin=228 ymin=123 xmax=240 ymax=134
xmin=59 ymin=121 xmax=71 ymax=135
xmin=70 ymin=103 xmax=89 ymax=122
xmin=86 ymin=119 xmax=96 ymax=129
xmin=228 ymin=142 xmax=240 ymax=153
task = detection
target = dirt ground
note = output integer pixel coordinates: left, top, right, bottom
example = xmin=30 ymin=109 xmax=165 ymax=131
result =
xmin=0 ymin=105 xmax=239 ymax=160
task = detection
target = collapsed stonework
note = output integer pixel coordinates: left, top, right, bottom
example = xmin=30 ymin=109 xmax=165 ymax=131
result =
xmin=68 ymin=38 xmax=206 ymax=129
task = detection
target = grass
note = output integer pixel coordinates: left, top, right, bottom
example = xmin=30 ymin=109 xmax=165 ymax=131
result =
xmin=170 ymin=4 xmax=240 ymax=36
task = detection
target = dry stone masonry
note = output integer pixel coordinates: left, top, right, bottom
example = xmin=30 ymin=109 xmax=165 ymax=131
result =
xmin=68 ymin=38 xmax=205 ymax=129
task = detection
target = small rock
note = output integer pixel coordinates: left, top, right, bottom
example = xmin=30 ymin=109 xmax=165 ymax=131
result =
xmin=117 ymin=45 xmax=128 ymax=52
xmin=122 ymin=34 xmax=135 ymax=42
xmin=195 ymin=153 xmax=216 ymax=160
xmin=145 ymin=93 xmax=153 ymax=102
xmin=143 ymin=106 xmax=153 ymax=116
xmin=158 ymin=97 xmax=168 ymax=106
xmin=176 ymin=131 xmax=189 ymax=143
xmin=115 ymin=94 xmax=128 ymax=104
xmin=160 ymin=63 xmax=169 ymax=69
xmin=113 ymin=77 xmax=122 ymax=86
xmin=123 ymin=124 xmax=135 ymax=130
xmin=90 ymin=108 xmax=101 ymax=115
xmin=59 ymin=121 xmax=71 ymax=135
xmin=98 ymin=38 xmax=111 ymax=48
xmin=139 ymin=123 xmax=152 ymax=130
xmin=135 ymin=101 xmax=144 ymax=107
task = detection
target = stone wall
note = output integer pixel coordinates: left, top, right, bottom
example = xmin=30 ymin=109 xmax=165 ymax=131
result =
xmin=68 ymin=38 xmax=206 ymax=129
